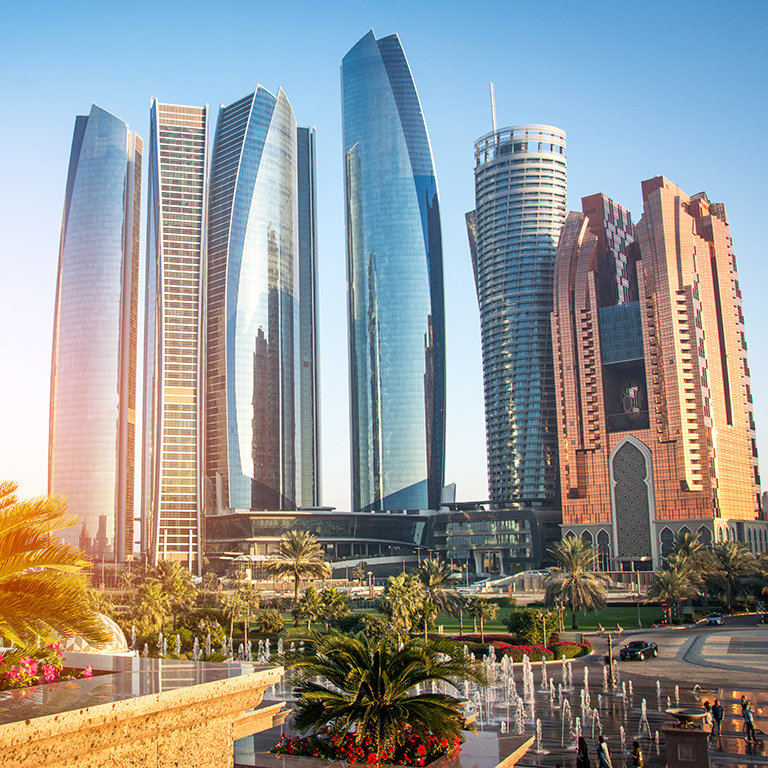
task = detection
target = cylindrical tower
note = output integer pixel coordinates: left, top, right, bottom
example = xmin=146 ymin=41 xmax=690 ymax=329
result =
xmin=469 ymin=124 xmax=567 ymax=505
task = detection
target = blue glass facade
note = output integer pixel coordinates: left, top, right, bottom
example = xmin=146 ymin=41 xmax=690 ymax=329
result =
xmin=468 ymin=126 xmax=567 ymax=505
xmin=49 ymin=104 xmax=142 ymax=562
xmin=342 ymin=30 xmax=446 ymax=512
xmin=206 ymin=88 xmax=303 ymax=512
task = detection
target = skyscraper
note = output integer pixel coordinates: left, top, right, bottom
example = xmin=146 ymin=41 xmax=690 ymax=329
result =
xmin=49 ymin=103 xmax=142 ymax=563
xmin=297 ymin=126 xmax=321 ymax=507
xmin=467 ymin=125 xmax=567 ymax=506
xmin=342 ymin=30 xmax=446 ymax=512
xmin=142 ymin=101 xmax=208 ymax=573
xmin=205 ymin=87 xmax=310 ymax=514
xmin=552 ymin=180 xmax=765 ymax=569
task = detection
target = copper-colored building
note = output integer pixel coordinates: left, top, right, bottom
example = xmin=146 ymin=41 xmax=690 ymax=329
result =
xmin=551 ymin=178 xmax=765 ymax=569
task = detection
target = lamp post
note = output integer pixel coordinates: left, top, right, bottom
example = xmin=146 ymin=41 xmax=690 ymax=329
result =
xmin=636 ymin=571 xmax=642 ymax=629
xmin=367 ymin=571 xmax=373 ymax=599
xmin=596 ymin=623 xmax=624 ymax=689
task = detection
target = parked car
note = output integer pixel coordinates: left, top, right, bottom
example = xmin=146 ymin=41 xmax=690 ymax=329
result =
xmin=706 ymin=613 xmax=725 ymax=626
xmin=619 ymin=641 xmax=659 ymax=661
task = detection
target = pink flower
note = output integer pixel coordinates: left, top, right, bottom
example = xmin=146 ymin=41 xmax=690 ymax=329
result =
xmin=83 ymin=665 xmax=93 ymax=679
xmin=7 ymin=666 xmax=20 ymax=680
xmin=20 ymin=657 xmax=38 ymax=675
xmin=42 ymin=665 xmax=58 ymax=683
xmin=0 ymin=652 xmax=4 ymax=665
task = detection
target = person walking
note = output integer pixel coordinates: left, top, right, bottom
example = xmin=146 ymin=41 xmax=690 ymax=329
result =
xmin=632 ymin=740 xmax=644 ymax=767
xmin=703 ymin=701 xmax=713 ymax=734
xmin=712 ymin=699 xmax=724 ymax=739
xmin=744 ymin=700 xmax=758 ymax=743
xmin=596 ymin=735 xmax=613 ymax=768
xmin=577 ymin=736 xmax=591 ymax=768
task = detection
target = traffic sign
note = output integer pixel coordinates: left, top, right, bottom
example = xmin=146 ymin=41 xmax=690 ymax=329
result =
xmin=661 ymin=600 xmax=669 ymax=609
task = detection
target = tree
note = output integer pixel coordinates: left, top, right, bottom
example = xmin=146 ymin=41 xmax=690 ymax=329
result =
xmin=467 ymin=597 xmax=498 ymax=643
xmin=237 ymin=581 xmax=261 ymax=645
xmin=319 ymin=586 xmax=351 ymax=630
xmin=293 ymin=585 xmax=323 ymax=630
xmin=506 ymin=607 xmax=559 ymax=645
xmin=132 ymin=580 xmax=172 ymax=636
xmin=286 ymin=635 xmax=487 ymax=765
xmin=0 ymin=481 xmax=111 ymax=647
xmin=450 ymin=595 xmax=470 ymax=636
xmin=378 ymin=572 xmax=423 ymax=643
xmin=544 ymin=536 xmax=608 ymax=629
xmin=646 ymin=569 xmax=698 ymax=617
xmin=710 ymin=541 xmax=755 ymax=610
xmin=221 ymin=592 xmax=243 ymax=640
xmin=415 ymin=559 xmax=460 ymax=640
xmin=149 ymin=560 xmax=197 ymax=629
xmin=265 ymin=530 xmax=331 ymax=603
xmin=352 ymin=561 xmax=368 ymax=584
xmin=256 ymin=608 xmax=285 ymax=635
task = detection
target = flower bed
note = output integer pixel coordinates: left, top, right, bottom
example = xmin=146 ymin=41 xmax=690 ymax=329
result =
xmin=271 ymin=728 xmax=460 ymax=766
xmin=0 ymin=644 xmax=93 ymax=691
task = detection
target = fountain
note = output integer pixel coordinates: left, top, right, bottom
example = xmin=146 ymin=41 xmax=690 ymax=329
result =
xmin=540 ymin=656 xmax=548 ymax=690
xmin=205 ymin=633 xmax=211 ymax=657
xmin=277 ymin=638 xmax=284 ymax=655
xmin=558 ymin=683 xmax=563 ymax=708
xmin=514 ymin=699 xmax=525 ymax=734
xmin=561 ymin=656 xmax=568 ymax=689
xmin=143 ymin=643 xmax=148 ymax=657
xmin=656 ymin=680 xmax=661 ymax=699
xmin=638 ymin=698 xmax=651 ymax=737
xmin=583 ymin=667 xmax=591 ymax=710
xmin=535 ymin=718 xmax=546 ymax=754
xmin=174 ymin=634 xmax=181 ymax=656
xmin=561 ymin=699 xmax=572 ymax=747
xmin=568 ymin=661 xmax=573 ymax=690
xmin=592 ymin=708 xmax=602 ymax=739
xmin=192 ymin=637 xmax=200 ymax=661
xmin=675 ymin=685 xmax=680 ymax=706
xmin=130 ymin=625 xmax=136 ymax=650
xmin=162 ymin=636 xmax=168 ymax=656
xmin=157 ymin=631 xmax=164 ymax=656
xmin=603 ymin=664 xmax=609 ymax=692
xmin=628 ymin=680 xmax=633 ymax=697
xmin=620 ymin=725 xmax=626 ymax=756
xmin=246 ymin=640 xmax=253 ymax=662
xmin=654 ymin=730 xmax=660 ymax=755
xmin=549 ymin=678 xmax=556 ymax=707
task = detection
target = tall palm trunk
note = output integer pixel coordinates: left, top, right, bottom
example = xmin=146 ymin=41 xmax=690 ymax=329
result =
xmin=571 ymin=606 xmax=578 ymax=630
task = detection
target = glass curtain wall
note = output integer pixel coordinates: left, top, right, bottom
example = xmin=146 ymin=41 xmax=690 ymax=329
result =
xmin=206 ymin=87 xmax=302 ymax=513
xmin=49 ymin=104 xmax=142 ymax=563
xmin=342 ymin=30 xmax=446 ymax=512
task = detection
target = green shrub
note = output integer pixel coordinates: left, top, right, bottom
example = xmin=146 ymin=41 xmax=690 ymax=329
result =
xmin=359 ymin=614 xmax=389 ymax=645
xmin=256 ymin=609 xmax=285 ymax=635
xmin=490 ymin=597 xmax=517 ymax=608
xmin=549 ymin=640 xmax=588 ymax=659
xmin=506 ymin=608 xmax=559 ymax=644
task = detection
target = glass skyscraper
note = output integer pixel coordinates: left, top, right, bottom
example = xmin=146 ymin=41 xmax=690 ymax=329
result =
xmin=467 ymin=125 xmax=567 ymax=506
xmin=297 ymin=126 xmax=322 ymax=507
xmin=142 ymin=101 xmax=208 ymax=573
xmin=342 ymin=30 xmax=446 ymax=513
xmin=49 ymin=103 xmax=142 ymax=563
xmin=206 ymin=87 xmax=315 ymax=513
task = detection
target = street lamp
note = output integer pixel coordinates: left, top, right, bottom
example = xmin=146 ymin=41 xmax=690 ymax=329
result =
xmin=367 ymin=571 xmax=373 ymax=599
xmin=636 ymin=571 xmax=642 ymax=629
xmin=538 ymin=610 xmax=551 ymax=647
xmin=596 ymin=623 xmax=624 ymax=689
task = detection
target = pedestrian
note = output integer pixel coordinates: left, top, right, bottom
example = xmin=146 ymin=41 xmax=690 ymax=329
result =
xmin=703 ymin=701 xmax=712 ymax=733
xmin=577 ymin=736 xmax=591 ymax=768
xmin=744 ymin=700 xmax=757 ymax=743
xmin=712 ymin=699 xmax=724 ymax=739
xmin=741 ymin=695 xmax=748 ymax=716
xmin=596 ymin=735 xmax=613 ymax=768
xmin=632 ymin=740 xmax=644 ymax=767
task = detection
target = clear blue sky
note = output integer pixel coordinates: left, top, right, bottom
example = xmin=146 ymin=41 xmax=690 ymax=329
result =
xmin=2 ymin=0 xmax=767 ymax=514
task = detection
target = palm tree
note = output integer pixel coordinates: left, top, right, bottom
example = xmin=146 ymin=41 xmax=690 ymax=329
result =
xmin=237 ymin=581 xmax=261 ymax=645
xmin=286 ymin=635 xmax=487 ymax=764
xmin=544 ymin=536 xmax=608 ymax=629
xmin=378 ymin=572 xmax=423 ymax=643
xmin=0 ymin=481 xmax=111 ymax=647
xmin=265 ymin=530 xmax=331 ymax=603
xmin=647 ymin=568 xmax=698 ymax=617
xmin=450 ymin=595 xmax=470 ymax=636
xmin=416 ymin=559 xmax=460 ymax=640
xmin=149 ymin=560 xmax=198 ymax=629
xmin=293 ymin=585 xmax=323 ymax=630
xmin=711 ymin=541 xmax=755 ymax=610
xmin=133 ymin=580 xmax=172 ymax=635
xmin=319 ymin=586 xmax=351 ymax=630
xmin=467 ymin=597 xmax=498 ymax=643
xmin=221 ymin=592 xmax=243 ymax=640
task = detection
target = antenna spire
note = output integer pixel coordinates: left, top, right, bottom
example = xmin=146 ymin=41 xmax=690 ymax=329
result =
xmin=490 ymin=82 xmax=498 ymax=135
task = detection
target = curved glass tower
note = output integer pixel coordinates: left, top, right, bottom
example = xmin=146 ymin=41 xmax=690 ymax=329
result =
xmin=49 ymin=103 xmax=142 ymax=562
xmin=342 ymin=30 xmax=446 ymax=512
xmin=206 ymin=87 xmax=303 ymax=512
xmin=467 ymin=125 xmax=566 ymax=505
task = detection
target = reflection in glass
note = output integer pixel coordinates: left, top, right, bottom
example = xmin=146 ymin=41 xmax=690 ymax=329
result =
xmin=49 ymin=104 xmax=142 ymax=563
xmin=342 ymin=31 xmax=446 ymax=512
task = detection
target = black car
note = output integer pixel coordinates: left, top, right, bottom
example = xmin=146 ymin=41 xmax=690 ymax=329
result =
xmin=619 ymin=640 xmax=658 ymax=661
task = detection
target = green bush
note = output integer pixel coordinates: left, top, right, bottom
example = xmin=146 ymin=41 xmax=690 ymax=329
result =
xmin=359 ymin=614 xmax=389 ymax=645
xmin=256 ymin=609 xmax=285 ymax=635
xmin=506 ymin=608 xmax=559 ymax=644
xmin=490 ymin=597 xmax=517 ymax=608
xmin=549 ymin=641 xmax=589 ymax=659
